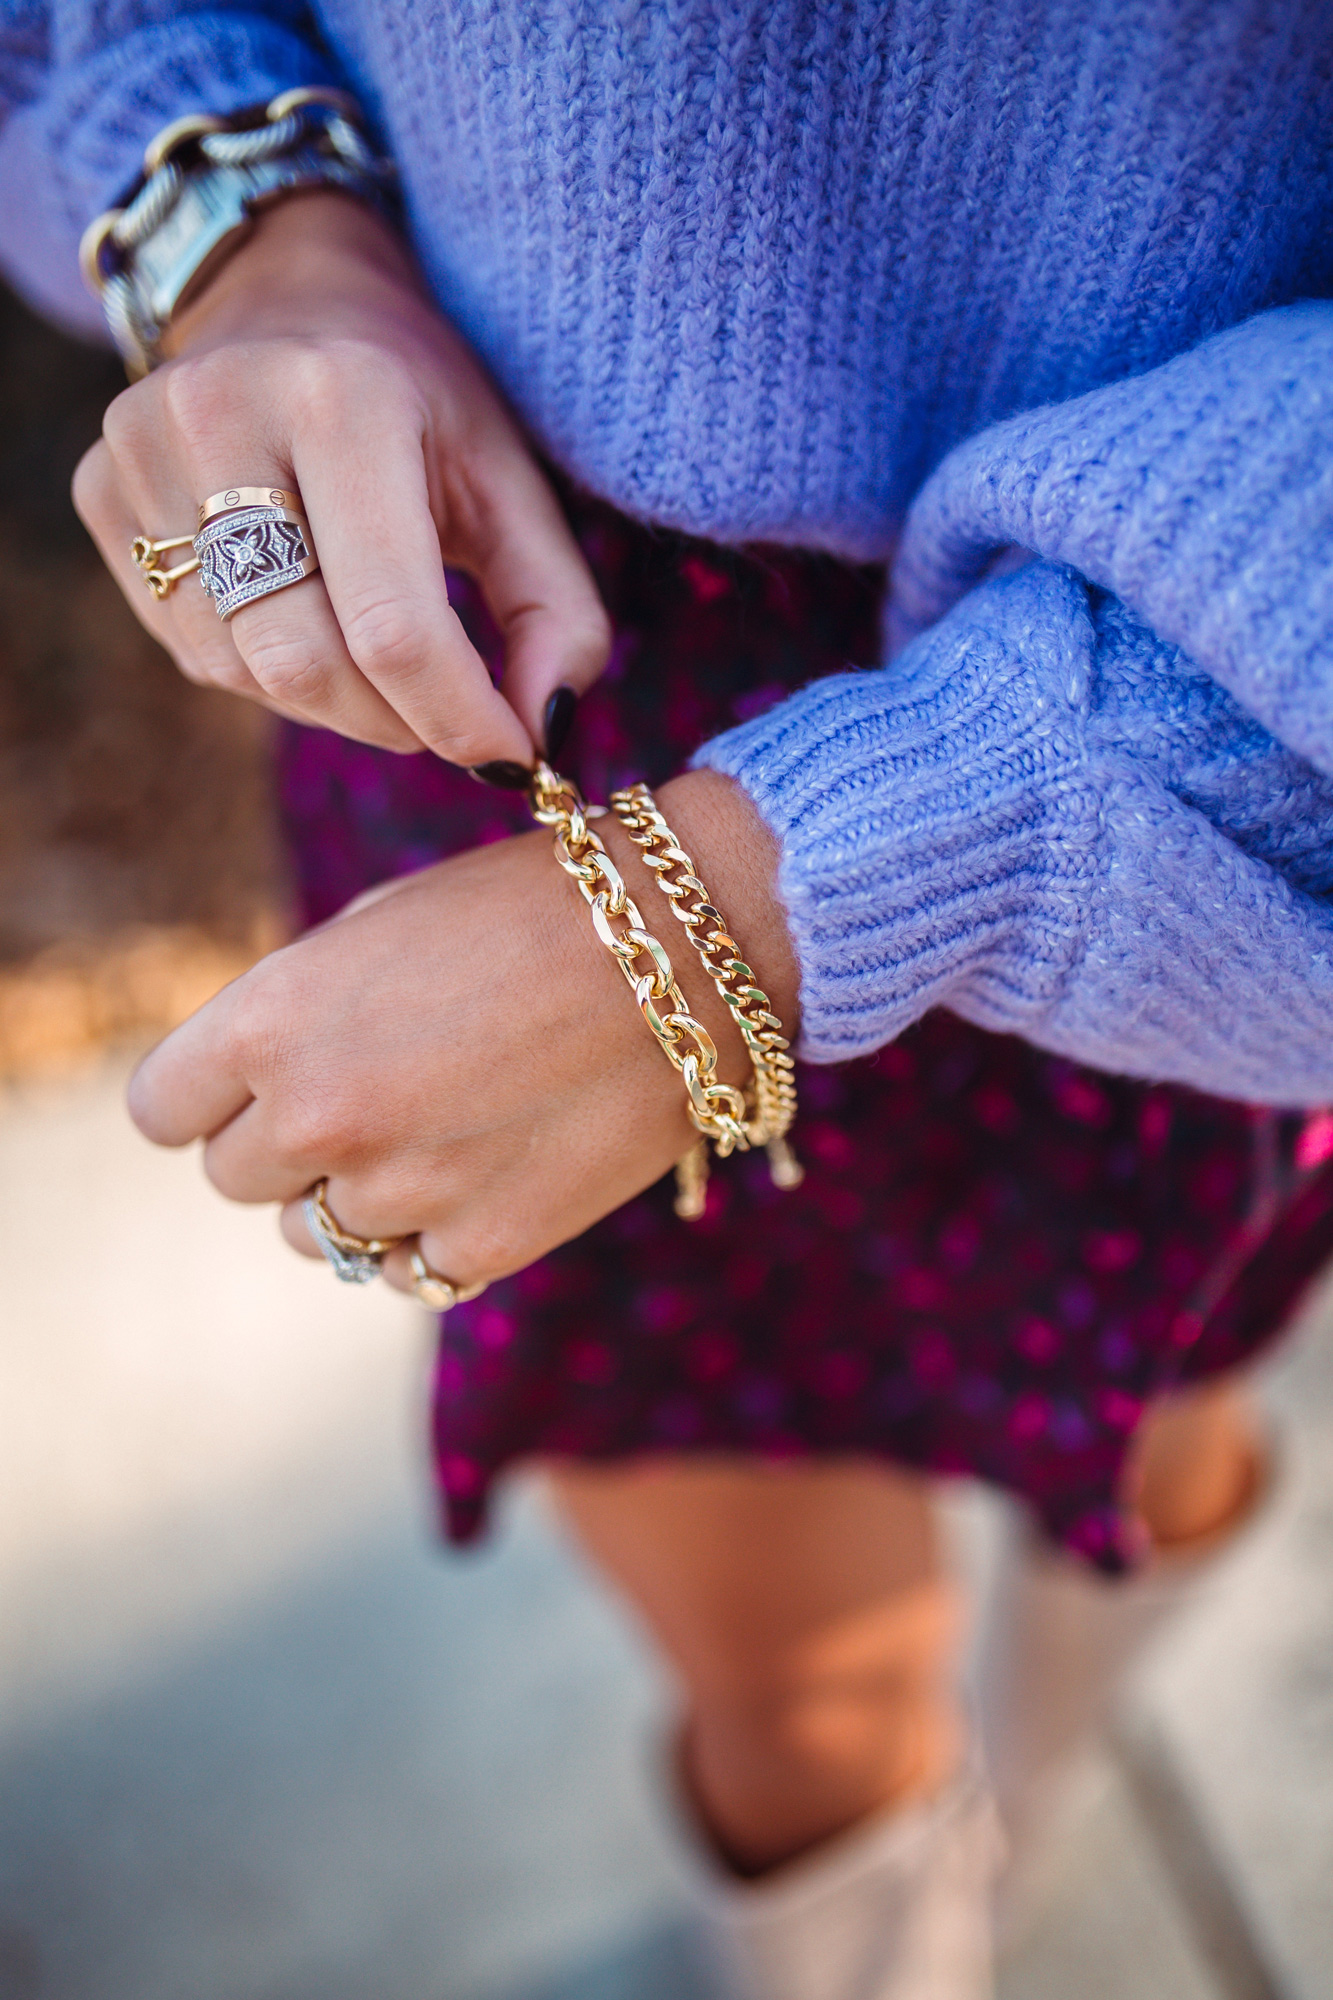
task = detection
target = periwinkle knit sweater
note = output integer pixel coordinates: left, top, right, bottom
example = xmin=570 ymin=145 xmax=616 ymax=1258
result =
xmin=3 ymin=1 xmax=1333 ymax=1100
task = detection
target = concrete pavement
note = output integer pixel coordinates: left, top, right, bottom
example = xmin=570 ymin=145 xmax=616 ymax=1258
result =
xmin=1 ymin=1060 xmax=1330 ymax=2000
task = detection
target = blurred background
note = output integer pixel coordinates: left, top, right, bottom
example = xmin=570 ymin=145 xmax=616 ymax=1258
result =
xmin=1 ymin=278 xmax=1331 ymax=2000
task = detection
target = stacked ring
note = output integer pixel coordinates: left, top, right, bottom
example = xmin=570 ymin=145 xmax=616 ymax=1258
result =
xmin=303 ymin=1179 xmax=402 ymax=1284
xmin=193 ymin=486 xmax=319 ymax=621
xmin=302 ymin=1180 xmax=485 ymax=1311
xmin=197 ymin=486 xmax=301 ymax=525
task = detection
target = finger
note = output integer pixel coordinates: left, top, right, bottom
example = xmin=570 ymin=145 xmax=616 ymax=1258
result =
xmin=292 ymin=413 xmax=536 ymax=769
xmin=460 ymin=443 xmax=612 ymax=749
xmin=126 ymin=981 xmax=254 ymax=1146
xmin=280 ymin=1197 xmax=326 ymax=1260
xmin=91 ymin=412 xmax=425 ymax=751
xmin=277 ymin=1183 xmax=415 ymax=1259
xmin=89 ymin=390 xmax=311 ymax=710
xmin=73 ymin=440 xmax=287 ymax=707
xmin=202 ymin=1096 xmax=320 ymax=1204
xmin=380 ymin=1225 xmax=496 ymax=1299
xmin=228 ymin=565 xmax=427 ymax=753
xmin=141 ymin=436 xmax=428 ymax=751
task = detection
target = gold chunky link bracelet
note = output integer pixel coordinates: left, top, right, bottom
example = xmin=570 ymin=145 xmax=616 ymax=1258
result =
xmin=610 ymin=782 xmax=804 ymax=1192
xmin=528 ymin=763 xmax=749 ymax=1219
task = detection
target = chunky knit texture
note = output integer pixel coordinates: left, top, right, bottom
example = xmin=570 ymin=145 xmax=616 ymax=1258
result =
xmin=3 ymin=2 xmax=1332 ymax=1097
xmin=697 ymin=558 xmax=1333 ymax=1098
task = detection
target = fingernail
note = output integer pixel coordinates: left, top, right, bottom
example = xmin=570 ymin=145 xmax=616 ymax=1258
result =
xmin=543 ymin=684 xmax=578 ymax=761
xmin=468 ymin=759 xmax=535 ymax=790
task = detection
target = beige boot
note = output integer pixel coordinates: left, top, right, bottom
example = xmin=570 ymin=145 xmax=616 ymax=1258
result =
xmin=689 ymin=1766 xmax=1004 ymax=2000
xmin=979 ymin=1444 xmax=1278 ymax=1931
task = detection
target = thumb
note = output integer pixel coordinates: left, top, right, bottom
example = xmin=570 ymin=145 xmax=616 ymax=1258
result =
xmin=463 ymin=447 xmax=613 ymax=757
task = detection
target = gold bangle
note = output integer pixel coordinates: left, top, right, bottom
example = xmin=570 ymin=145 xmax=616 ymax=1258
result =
xmin=528 ymin=763 xmax=749 ymax=1220
xmin=610 ymin=783 xmax=804 ymax=1192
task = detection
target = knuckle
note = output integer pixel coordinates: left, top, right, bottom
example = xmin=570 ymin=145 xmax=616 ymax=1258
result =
xmin=99 ymin=380 xmax=156 ymax=460
xmin=222 ymin=958 xmax=300 ymax=1075
xmin=287 ymin=337 xmax=412 ymax=428
xmin=173 ymin=654 xmax=215 ymax=689
xmin=223 ymin=961 xmax=358 ymax=1166
xmin=213 ymin=662 xmax=259 ymax=697
xmin=158 ymin=353 xmax=234 ymax=450
xmin=272 ymin=1089 xmax=346 ymax=1169
xmin=70 ymin=440 xmax=114 ymax=526
xmin=454 ymin=1209 xmax=524 ymax=1281
xmin=339 ymin=594 xmax=428 ymax=682
xmin=182 ymin=645 xmax=250 ymax=695
xmin=236 ymin=622 xmax=330 ymax=706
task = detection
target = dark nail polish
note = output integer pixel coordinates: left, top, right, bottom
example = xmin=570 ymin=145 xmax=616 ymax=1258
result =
xmin=543 ymin=684 xmax=578 ymax=761
xmin=468 ymin=759 xmax=536 ymax=790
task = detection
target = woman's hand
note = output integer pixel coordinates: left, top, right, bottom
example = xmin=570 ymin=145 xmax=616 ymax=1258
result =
xmin=73 ymin=192 xmax=611 ymax=767
xmin=126 ymin=772 xmax=800 ymax=1291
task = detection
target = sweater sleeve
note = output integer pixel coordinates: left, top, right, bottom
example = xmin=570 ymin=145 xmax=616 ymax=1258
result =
xmin=693 ymin=559 xmax=1333 ymax=1107
xmin=0 ymin=0 xmax=339 ymax=330
xmin=886 ymin=302 xmax=1333 ymax=776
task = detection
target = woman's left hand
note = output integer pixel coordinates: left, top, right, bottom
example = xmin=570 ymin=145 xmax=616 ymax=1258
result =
xmin=127 ymin=771 xmax=798 ymax=1294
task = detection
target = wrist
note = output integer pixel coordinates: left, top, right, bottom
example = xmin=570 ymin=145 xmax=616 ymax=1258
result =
xmin=161 ymin=189 xmax=420 ymax=356
xmin=596 ymin=768 xmax=801 ymax=1088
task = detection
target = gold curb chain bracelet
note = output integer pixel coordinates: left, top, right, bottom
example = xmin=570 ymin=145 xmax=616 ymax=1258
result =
xmin=529 ymin=763 xmax=802 ymax=1220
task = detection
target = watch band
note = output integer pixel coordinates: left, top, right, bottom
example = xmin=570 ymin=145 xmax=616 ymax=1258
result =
xmin=80 ymin=90 xmax=395 ymax=377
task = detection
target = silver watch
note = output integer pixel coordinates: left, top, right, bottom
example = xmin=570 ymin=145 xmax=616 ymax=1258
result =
xmin=79 ymin=87 xmax=395 ymax=376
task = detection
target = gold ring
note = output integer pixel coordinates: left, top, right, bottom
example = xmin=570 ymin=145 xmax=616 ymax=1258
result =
xmin=303 ymin=1178 xmax=404 ymax=1285
xmin=409 ymin=1248 xmax=487 ymax=1313
xmin=130 ymin=531 xmax=200 ymax=599
xmin=197 ymin=485 xmax=301 ymax=528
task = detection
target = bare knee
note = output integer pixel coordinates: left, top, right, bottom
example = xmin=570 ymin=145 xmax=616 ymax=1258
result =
xmin=677 ymin=1573 xmax=962 ymax=1726
xmin=549 ymin=1458 xmax=968 ymax=1869
xmin=677 ymin=1578 xmax=967 ymax=1871
xmin=1126 ymin=1376 xmax=1266 ymax=1553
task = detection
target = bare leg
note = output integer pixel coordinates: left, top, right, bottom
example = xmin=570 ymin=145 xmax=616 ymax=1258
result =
xmin=1126 ymin=1373 xmax=1267 ymax=1553
xmin=549 ymin=1457 xmax=964 ymax=1876
xmin=547 ymin=1373 xmax=1263 ymax=1877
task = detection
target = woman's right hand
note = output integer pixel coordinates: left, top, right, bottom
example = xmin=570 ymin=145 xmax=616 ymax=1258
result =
xmin=73 ymin=190 xmax=611 ymax=768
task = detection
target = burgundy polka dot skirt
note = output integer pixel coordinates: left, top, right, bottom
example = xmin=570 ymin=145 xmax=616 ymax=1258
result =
xmin=279 ymin=494 xmax=1333 ymax=1572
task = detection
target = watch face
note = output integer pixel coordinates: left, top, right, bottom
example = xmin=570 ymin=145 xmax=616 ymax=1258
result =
xmin=135 ymin=166 xmax=255 ymax=326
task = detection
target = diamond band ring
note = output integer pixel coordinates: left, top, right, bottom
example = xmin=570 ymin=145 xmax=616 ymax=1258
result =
xmin=194 ymin=498 xmax=319 ymax=621
xmin=303 ymin=1179 xmax=402 ymax=1284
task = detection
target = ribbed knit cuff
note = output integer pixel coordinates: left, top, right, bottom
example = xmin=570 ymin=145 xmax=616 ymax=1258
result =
xmin=0 ymin=15 xmax=339 ymax=328
xmin=692 ymin=563 xmax=1104 ymax=1064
